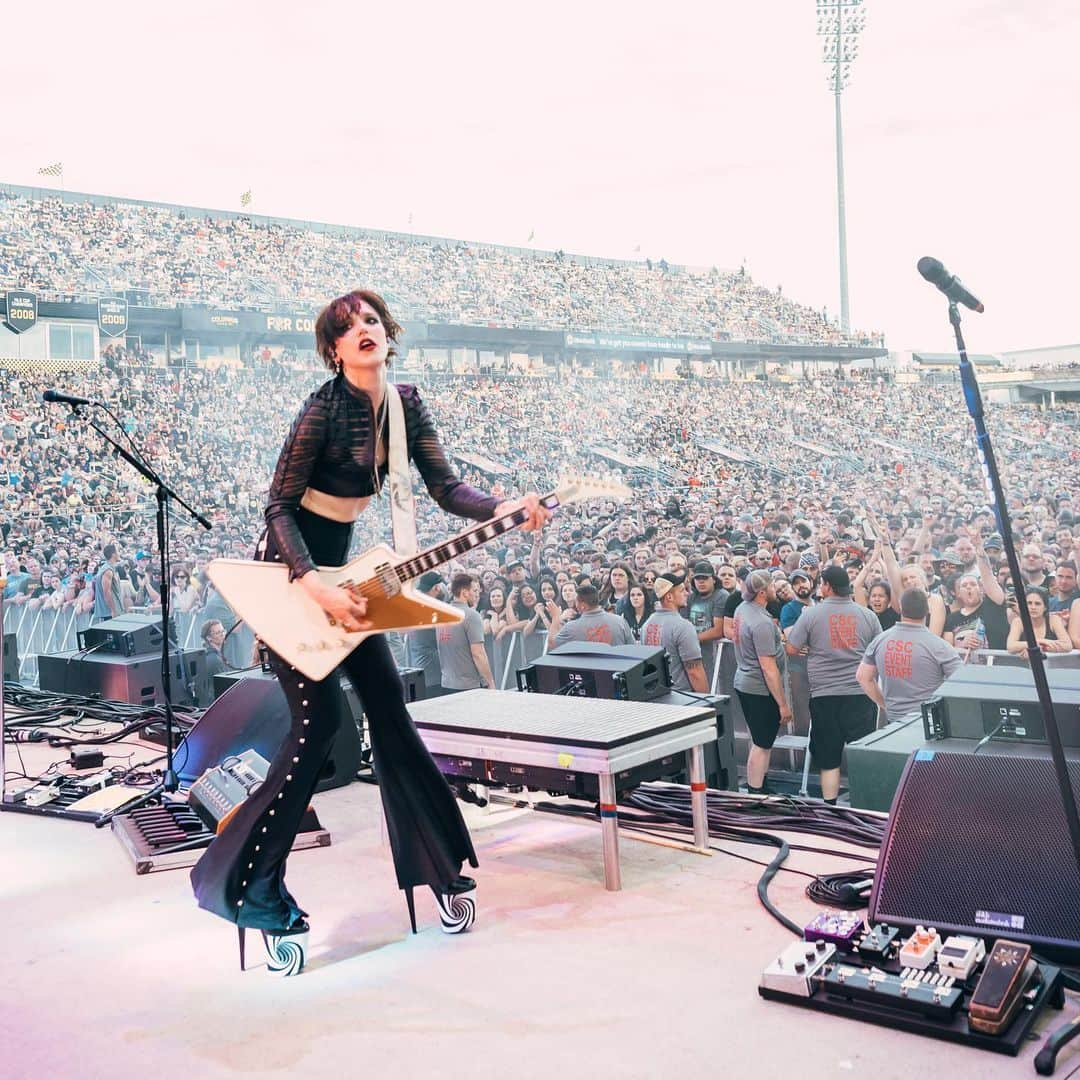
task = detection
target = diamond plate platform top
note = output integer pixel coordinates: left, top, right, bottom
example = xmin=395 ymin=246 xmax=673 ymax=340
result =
xmin=407 ymin=689 xmax=715 ymax=749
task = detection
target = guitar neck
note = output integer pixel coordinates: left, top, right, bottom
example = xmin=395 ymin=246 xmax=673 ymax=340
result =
xmin=394 ymin=492 xmax=560 ymax=584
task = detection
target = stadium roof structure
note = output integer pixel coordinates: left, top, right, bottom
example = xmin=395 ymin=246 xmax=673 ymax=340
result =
xmin=1022 ymin=379 xmax=1080 ymax=394
xmin=912 ymin=351 xmax=1002 ymax=367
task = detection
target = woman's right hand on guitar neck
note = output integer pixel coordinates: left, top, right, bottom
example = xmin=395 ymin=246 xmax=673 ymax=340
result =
xmin=300 ymin=570 xmax=372 ymax=633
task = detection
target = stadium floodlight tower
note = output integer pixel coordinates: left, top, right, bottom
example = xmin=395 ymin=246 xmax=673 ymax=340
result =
xmin=816 ymin=0 xmax=865 ymax=336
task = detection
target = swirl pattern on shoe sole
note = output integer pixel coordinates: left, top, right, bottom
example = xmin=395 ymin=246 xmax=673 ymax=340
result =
xmin=263 ymin=931 xmax=309 ymax=976
xmin=434 ymin=890 xmax=476 ymax=934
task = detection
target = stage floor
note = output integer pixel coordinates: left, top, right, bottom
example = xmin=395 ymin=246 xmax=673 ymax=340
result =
xmin=2 ymin=774 xmax=1074 ymax=1079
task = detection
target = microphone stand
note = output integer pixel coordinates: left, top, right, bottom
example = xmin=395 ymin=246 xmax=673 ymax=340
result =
xmin=946 ymin=300 xmax=1080 ymax=877
xmin=54 ymin=401 xmax=212 ymax=826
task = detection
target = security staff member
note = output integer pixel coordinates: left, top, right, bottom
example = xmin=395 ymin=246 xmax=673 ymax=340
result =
xmin=784 ymin=564 xmax=880 ymax=804
xmin=438 ymin=573 xmax=496 ymax=691
xmin=546 ymin=583 xmax=633 ymax=649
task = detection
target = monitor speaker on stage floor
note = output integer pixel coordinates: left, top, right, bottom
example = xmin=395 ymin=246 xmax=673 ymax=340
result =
xmin=870 ymin=749 xmax=1080 ymax=961
xmin=38 ymin=648 xmax=209 ymax=707
xmin=3 ymin=632 xmax=17 ymax=684
xmin=195 ymin=668 xmax=364 ymax=793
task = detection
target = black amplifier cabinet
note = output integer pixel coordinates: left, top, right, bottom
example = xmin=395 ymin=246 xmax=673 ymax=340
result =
xmin=77 ymin=613 xmax=173 ymax=657
xmin=518 ymin=643 xmax=671 ymax=702
xmin=652 ymin=691 xmax=737 ymax=791
xmin=3 ymin=632 xmax=17 ymax=684
xmin=38 ymin=648 xmax=209 ymax=707
xmin=925 ymin=666 xmax=1080 ymax=747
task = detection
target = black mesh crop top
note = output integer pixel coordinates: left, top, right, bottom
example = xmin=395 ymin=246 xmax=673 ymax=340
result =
xmin=264 ymin=376 xmax=499 ymax=579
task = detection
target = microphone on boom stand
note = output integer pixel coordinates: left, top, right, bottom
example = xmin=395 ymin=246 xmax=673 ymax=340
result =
xmin=916 ymin=257 xmax=985 ymax=314
xmin=42 ymin=388 xmax=95 ymax=407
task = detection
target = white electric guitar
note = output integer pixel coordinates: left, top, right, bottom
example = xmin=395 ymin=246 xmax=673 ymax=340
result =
xmin=207 ymin=474 xmax=632 ymax=680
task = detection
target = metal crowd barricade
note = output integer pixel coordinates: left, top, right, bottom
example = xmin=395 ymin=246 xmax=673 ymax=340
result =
xmin=498 ymin=632 xmax=523 ymax=689
xmin=5 ymin=601 xmax=96 ymax=686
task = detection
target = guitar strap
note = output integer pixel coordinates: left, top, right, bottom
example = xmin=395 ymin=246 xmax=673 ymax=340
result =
xmin=385 ymin=383 xmax=418 ymax=557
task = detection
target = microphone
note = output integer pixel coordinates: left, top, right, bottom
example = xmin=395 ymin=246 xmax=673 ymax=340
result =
xmin=42 ymin=389 xmax=93 ymax=407
xmin=916 ymin=257 xmax=985 ymax=313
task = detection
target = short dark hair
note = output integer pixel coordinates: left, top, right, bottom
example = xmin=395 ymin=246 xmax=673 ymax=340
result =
xmin=576 ymin=584 xmax=600 ymax=608
xmin=103 ymin=543 xmax=117 ymax=560
xmin=314 ymin=290 xmax=402 ymax=371
xmin=899 ymin=587 xmax=929 ymax=621
xmin=451 ymin=572 xmax=477 ymax=598
xmin=200 ymin=619 xmax=224 ymax=644
xmin=820 ymin=565 xmax=852 ymax=596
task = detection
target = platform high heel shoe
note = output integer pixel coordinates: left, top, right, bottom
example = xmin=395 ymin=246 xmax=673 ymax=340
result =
xmin=238 ymin=919 xmax=310 ymax=976
xmin=403 ymin=876 xmax=477 ymax=935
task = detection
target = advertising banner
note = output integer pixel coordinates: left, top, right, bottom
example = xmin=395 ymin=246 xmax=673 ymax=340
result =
xmin=566 ymin=331 xmax=712 ymax=354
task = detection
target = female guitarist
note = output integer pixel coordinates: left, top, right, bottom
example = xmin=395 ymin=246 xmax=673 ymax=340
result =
xmin=190 ymin=289 xmax=549 ymax=975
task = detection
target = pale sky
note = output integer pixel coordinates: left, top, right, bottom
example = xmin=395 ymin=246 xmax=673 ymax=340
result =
xmin=4 ymin=0 xmax=1077 ymax=354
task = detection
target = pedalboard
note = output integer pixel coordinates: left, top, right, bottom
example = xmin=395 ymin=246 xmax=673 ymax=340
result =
xmin=5 ymin=773 xmax=120 ymax=821
xmin=758 ymin=914 xmax=1064 ymax=1056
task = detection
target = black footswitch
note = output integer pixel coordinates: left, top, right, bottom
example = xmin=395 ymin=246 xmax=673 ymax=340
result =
xmin=822 ymin=964 xmax=963 ymax=1021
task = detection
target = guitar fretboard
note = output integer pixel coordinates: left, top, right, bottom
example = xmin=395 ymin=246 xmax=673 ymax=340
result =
xmin=394 ymin=492 xmax=561 ymax=583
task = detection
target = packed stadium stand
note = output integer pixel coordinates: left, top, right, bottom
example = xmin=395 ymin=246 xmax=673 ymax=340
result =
xmin=0 ymin=186 xmax=882 ymax=346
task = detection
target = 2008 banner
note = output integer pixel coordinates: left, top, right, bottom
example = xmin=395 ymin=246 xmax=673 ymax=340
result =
xmin=97 ymin=296 xmax=129 ymax=338
xmin=4 ymin=290 xmax=37 ymax=334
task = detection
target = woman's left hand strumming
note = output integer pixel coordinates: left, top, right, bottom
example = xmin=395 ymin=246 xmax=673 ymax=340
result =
xmin=494 ymin=492 xmax=551 ymax=532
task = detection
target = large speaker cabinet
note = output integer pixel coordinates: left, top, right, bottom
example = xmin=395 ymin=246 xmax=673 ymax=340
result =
xmin=870 ymin=749 xmax=1080 ymax=960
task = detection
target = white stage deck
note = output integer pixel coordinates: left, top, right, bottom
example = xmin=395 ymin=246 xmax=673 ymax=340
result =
xmin=3 ymin=763 xmax=1074 ymax=1079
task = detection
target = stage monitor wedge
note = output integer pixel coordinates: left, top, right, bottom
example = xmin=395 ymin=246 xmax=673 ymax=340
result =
xmin=870 ymin=749 xmax=1080 ymax=962
xmin=518 ymin=642 xmax=671 ymax=702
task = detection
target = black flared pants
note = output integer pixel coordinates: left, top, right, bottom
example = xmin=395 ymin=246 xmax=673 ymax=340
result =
xmin=190 ymin=509 xmax=477 ymax=930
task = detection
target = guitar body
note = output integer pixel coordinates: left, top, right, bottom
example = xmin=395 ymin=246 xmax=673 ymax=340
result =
xmin=207 ymin=475 xmax=632 ymax=682
xmin=207 ymin=545 xmax=463 ymax=681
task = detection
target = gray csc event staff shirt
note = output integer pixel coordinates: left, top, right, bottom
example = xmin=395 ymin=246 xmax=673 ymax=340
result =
xmin=732 ymin=600 xmax=786 ymax=697
xmin=785 ymin=596 xmax=880 ymax=697
xmin=863 ymin=622 xmax=962 ymax=721
xmin=436 ymin=601 xmax=485 ymax=690
xmin=554 ymin=608 xmax=633 ymax=647
xmin=641 ymin=609 xmax=701 ymax=692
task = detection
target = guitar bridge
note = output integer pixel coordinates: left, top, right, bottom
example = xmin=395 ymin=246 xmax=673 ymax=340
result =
xmin=374 ymin=562 xmax=401 ymax=598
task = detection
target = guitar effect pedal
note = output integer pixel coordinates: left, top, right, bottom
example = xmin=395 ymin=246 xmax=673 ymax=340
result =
xmin=969 ymin=940 xmax=1036 ymax=1036
xmin=898 ymin=925 xmax=941 ymax=970
xmin=804 ymin=911 xmax=864 ymax=951
xmin=856 ymin=923 xmax=900 ymax=962
xmin=936 ymin=935 xmax=986 ymax=981
xmin=759 ymin=939 xmax=836 ymax=998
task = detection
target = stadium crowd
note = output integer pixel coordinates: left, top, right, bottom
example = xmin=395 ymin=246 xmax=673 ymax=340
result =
xmin=3 ymin=358 xmax=1079 ymax=665
xmin=0 ymin=190 xmax=882 ymax=347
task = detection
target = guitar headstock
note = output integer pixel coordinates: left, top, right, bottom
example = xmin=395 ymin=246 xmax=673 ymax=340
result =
xmin=552 ymin=473 xmax=633 ymax=507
